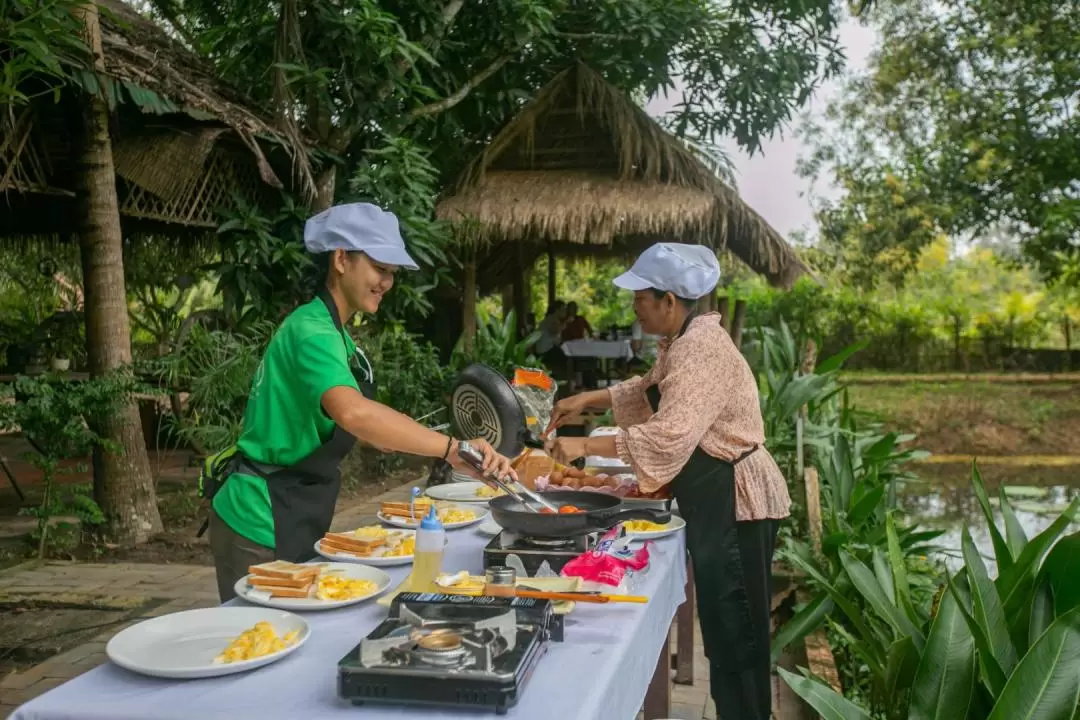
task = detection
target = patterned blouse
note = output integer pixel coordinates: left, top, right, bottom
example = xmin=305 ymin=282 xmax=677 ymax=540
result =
xmin=609 ymin=313 xmax=791 ymax=521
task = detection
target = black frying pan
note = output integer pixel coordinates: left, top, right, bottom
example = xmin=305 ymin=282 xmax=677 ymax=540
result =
xmin=489 ymin=491 xmax=671 ymax=538
xmin=450 ymin=363 xmax=546 ymax=458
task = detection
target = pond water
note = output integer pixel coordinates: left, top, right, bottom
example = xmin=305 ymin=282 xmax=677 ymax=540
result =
xmin=898 ymin=465 xmax=1080 ymax=573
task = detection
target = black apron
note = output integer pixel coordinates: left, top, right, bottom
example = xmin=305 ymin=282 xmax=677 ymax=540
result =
xmin=236 ymin=288 xmax=375 ymax=563
xmin=643 ymin=316 xmax=776 ymax=719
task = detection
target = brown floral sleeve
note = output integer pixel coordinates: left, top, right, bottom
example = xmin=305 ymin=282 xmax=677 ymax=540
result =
xmin=608 ymin=371 xmax=655 ymax=429
xmin=614 ymin=330 xmax=733 ymax=492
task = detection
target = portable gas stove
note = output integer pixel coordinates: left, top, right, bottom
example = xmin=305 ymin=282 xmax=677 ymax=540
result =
xmin=339 ymin=592 xmax=564 ymax=715
xmin=483 ymin=531 xmax=596 ymax=578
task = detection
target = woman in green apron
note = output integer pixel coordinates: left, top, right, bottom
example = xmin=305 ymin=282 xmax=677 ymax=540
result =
xmin=546 ymin=243 xmax=790 ymax=720
xmin=208 ymin=202 xmax=516 ymax=602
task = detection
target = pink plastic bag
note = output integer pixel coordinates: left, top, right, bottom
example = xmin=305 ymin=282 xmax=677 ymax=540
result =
xmin=561 ymin=526 xmax=651 ymax=592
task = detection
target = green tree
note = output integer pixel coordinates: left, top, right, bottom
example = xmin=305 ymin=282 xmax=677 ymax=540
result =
xmin=803 ymin=0 xmax=1080 ymax=282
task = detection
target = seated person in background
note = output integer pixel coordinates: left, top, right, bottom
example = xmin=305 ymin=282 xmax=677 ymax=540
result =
xmin=533 ymin=300 xmax=569 ymax=373
xmin=561 ymin=302 xmax=592 ymax=342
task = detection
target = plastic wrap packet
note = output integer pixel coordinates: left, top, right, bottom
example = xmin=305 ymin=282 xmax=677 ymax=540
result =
xmin=512 ymin=368 xmax=557 ymax=438
xmin=560 ymin=525 xmax=651 ymax=594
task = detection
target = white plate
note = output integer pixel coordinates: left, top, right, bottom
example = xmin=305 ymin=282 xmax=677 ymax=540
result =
xmin=315 ymin=528 xmax=414 ymax=569
xmin=233 ymin=562 xmax=392 ymax=611
xmin=314 ymin=529 xmax=416 ymax=566
xmin=475 ymin=518 xmax=502 ymax=537
xmin=425 ymin=482 xmax=505 ymax=504
xmin=106 ymin=607 xmax=309 ymax=679
xmin=378 ymin=504 xmax=488 ymax=530
xmin=623 ymin=515 xmax=687 ymax=540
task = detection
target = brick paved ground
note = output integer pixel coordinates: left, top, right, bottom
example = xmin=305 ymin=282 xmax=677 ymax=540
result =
xmin=1 ymin=482 xmax=725 ymax=720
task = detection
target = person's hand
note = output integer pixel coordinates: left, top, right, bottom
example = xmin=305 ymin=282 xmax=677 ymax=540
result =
xmin=545 ymin=436 xmax=589 ymax=466
xmin=546 ymin=394 xmax=589 ymax=435
xmin=448 ymin=438 xmax=518 ymax=482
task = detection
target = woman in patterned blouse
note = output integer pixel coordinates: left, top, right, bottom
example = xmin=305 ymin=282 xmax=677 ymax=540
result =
xmin=547 ymin=243 xmax=790 ymax=720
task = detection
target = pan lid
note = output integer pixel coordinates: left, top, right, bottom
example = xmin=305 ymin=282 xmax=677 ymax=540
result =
xmin=450 ymin=363 xmax=526 ymax=458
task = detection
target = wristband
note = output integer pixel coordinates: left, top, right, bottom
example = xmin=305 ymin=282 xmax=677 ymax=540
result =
xmin=442 ymin=436 xmax=453 ymax=461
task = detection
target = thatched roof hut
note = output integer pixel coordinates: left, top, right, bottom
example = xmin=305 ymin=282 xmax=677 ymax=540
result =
xmin=0 ymin=0 xmax=310 ymax=240
xmin=436 ymin=62 xmax=807 ymax=293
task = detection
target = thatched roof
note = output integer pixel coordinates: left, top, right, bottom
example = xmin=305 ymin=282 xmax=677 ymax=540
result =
xmin=436 ymin=62 xmax=806 ymax=289
xmin=0 ymin=0 xmax=312 ymax=237
xmin=95 ymin=0 xmax=311 ymax=194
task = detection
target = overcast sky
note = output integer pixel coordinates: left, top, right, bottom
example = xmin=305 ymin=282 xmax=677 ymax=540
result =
xmin=645 ymin=18 xmax=878 ymax=242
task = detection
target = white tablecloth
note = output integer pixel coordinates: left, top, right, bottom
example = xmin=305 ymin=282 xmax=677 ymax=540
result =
xmin=560 ymin=340 xmax=633 ymax=360
xmin=12 ymin=528 xmax=687 ymax=720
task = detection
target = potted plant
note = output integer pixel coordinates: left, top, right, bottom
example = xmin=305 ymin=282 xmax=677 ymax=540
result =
xmin=44 ymin=312 xmax=83 ymax=373
xmin=48 ymin=331 xmax=76 ymax=372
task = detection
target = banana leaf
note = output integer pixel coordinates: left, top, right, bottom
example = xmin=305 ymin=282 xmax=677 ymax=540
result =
xmin=840 ymin=549 xmax=925 ymax=652
xmin=998 ymin=485 xmax=1029 ymax=559
xmin=883 ymin=635 xmax=919 ymax=712
xmin=771 ymin=592 xmax=835 ymax=664
xmin=873 ymin=547 xmax=896 ymax=605
xmin=960 ymin=526 xmax=1018 ymax=677
xmin=986 ymin=605 xmax=1080 ymax=720
xmin=887 ymin=513 xmax=919 ymax=625
xmin=970 ymin=462 xmax=1014 ymax=575
xmin=945 ymin=571 xmax=1009 ymax=698
xmin=777 ymin=667 xmax=873 ymax=720
xmin=997 ymin=498 xmax=1080 ymax=649
xmin=1029 ymin=577 xmax=1056 ymax=648
xmin=782 ymin=549 xmax=886 ymax=674
xmin=1042 ymin=531 xmax=1080 ymax=618
xmin=849 ymin=485 xmax=886 ymax=526
xmin=909 ymin=587 xmax=976 ymax=720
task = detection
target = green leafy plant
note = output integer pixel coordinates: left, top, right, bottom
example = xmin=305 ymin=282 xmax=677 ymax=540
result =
xmin=148 ymin=322 xmax=275 ymax=454
xmin=780 ymin=463 xmax=1080 ymax=719
xmin=451 ymin=309 xmax=543 ymax=379
xmin=0 ymin=372 xmax=146 ymax=557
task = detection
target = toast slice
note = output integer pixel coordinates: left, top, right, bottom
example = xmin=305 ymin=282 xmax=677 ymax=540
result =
xmin=248 ymin=574 xmax=315 ymax=590
xmin=321 ymin=532 xmax=384 ymax=554
xmin=380 ymin=500 xmax=431 ymax=519
xmin=251 ymin=581 xmax=314 ymax=599
xmin=247 ymin=560 xmax=320 ymax=582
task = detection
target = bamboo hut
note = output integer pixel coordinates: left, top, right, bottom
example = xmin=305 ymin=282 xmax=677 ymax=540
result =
xmin=0 ymin=0 xmax=310 ymax=240
xmin=436 ymin=62 xmax=808 ymax=341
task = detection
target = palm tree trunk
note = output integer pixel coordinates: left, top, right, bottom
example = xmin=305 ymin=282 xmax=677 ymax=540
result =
xmin=74 ymin=1 xmax=163 ymax=545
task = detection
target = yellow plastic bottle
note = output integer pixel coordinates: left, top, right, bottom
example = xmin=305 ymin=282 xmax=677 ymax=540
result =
xmin=407 ymin=505 xmax=445 ymax=593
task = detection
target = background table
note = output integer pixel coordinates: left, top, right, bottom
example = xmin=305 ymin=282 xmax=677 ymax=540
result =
xmin=560 ymin=340 xmax=633 ymax=360
xmin=12 ymin=527 xmax=686 ymax=720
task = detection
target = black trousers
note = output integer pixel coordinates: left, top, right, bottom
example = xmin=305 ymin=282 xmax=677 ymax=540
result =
xmin=673 ymin=454 xmax=779 ymax=720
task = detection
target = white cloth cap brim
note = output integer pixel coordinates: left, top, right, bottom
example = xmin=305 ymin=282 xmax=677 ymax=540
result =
xmin=364 ymin=244 xmax=419 ymax=271
xmin=612 ymin=270 xmax=653 ymax=292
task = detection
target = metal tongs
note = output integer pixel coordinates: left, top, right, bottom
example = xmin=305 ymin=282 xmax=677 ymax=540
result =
xmin=455 ymin=441 xmax=559 ymax=514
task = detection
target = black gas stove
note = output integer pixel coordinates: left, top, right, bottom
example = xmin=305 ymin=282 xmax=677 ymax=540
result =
xmin=483 ymin=531 xmax=596 ymax=578
xmin=338 ymin=592 xmax=564 ymax=715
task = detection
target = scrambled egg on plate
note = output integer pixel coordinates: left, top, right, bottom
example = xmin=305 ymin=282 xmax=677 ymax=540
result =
xmin=439 ymin=507 xmax=477 ymax=524
xmin=624 ymin=520 xmax=669 ymax=532
xmin=316 ymin=572 xmax=379 ymax=601
xmin=214 ymin=621 xmax=299 ymax=664
xmin=350 ymin=526 xmax=415 ymax=557
xmin=475 ymin=485 xmax=505 ymax=498
xmin=384 ymin=535 xmax=416 ymax=557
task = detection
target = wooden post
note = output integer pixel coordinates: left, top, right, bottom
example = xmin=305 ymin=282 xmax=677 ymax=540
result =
xmin=643 ymin=630 xmax=672 ymax=719
xmin=462 ymin=256 xmax=477 ymax=354
xmin=674 ymin=562 xmax=695 ymax=685
xmin=718 ymin=296 xmax=731 ymax=331
xmin=501 ymin=284 xmax=513 ymax=320
xmin=730 ymin=299 xmax=747 ymax=348
xmin=805 ymin=466 xmax=823 ymax=554
xmin=512 ymin=243 xmax=527 ymax=339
